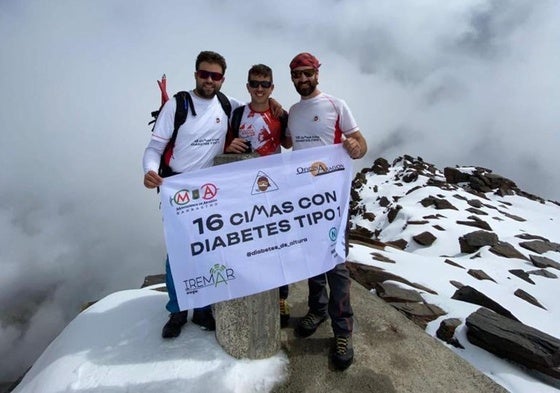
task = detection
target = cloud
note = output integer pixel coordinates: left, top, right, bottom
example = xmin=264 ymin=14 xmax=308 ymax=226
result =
xmin=1 ymin=0 xmax=559 ymax=381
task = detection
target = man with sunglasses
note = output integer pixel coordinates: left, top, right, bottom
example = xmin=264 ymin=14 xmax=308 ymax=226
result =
xmin=143 ymin=51 xmax=244 ymax=339
xmin=224 ymin=64 xmax=292 ymax=327
xmin=144 ymin=52 xmax=285 ymax=339
xmin=225 ymin=64 xmax=291 ymax=155
xmin=287 ymin=52 xmax=367 ymax=371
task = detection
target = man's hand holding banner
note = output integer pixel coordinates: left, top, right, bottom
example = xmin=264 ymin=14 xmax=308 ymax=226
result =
xmin=160 ymin=144 xmax=353 ymax=310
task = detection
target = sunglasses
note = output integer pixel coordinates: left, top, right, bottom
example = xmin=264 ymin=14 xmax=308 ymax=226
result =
xmin=197 ymin=70 xmax=224 ymax=81
xmin=248 ymin=80 xmax=272 ymax=89
xmin=291 ymin=69 xmax=316 ymax=79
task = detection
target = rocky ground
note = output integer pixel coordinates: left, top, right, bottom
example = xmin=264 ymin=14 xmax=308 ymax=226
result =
xmin=348 ymin=155 xmax=560 ymax=387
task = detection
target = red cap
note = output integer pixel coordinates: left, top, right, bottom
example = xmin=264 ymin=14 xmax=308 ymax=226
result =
xmin=289 ymin=52 xmax=321 ymax=70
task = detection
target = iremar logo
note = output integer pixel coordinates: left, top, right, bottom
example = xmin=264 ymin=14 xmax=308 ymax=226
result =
xmin=170 ymin=183 xmax=218 ymax=207
xmin=183 ymin=264 xmax=236 ymax=293
xmin=296 ymin=161 xmax=346 ymax=176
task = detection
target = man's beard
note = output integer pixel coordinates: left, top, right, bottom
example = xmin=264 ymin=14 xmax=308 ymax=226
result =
xmin=196 ymin=82 xmax=219 ymax=98
xmin=295 ymin=80 xmax=317 ymax=97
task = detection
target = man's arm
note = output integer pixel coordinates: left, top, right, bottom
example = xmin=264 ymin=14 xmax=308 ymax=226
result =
xmin=280 ymin=110 xmax=292 ymax=149
xmin=281 ymin=136 xmax=293 ymax=149
xmin=143 ymin=98 xmax=177 ymax=189
xmin=144 ymin=170 xmax=163 ymax=189
xmin=269 ymin=98 xmax=284 ymax=118
xmin=142 ymin=139 xmax=166 ymax=189
xmin=342 ymin=130 xmax=367 ymax=159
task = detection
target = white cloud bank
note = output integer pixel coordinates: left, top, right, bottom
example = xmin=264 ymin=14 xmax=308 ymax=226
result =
xmin=1 ymin=0 xmax=559 ymax=382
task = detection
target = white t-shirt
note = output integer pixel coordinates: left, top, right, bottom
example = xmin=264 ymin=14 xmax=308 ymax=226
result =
xmin=143 ymin=91 xmax=242 ymax=174
xmin=287 ymin=92 xmax=359 ymax=150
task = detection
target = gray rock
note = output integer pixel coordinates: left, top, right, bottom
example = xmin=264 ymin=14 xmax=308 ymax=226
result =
xmin=402 ymin=170 xmax=418 ymax=183
xmin=466 ymin=307 xmax=560 ymax=380
xmin=141 ymin=274 xmax=166 ymax=288
xmin=420 ymin=196 xmax=458 ymax=210
xmin=509 ymin=269 xmax=535 ymax=285
xmin=387 ymin=204 xmax=402 ymax=223
xmin=444 ymin=259 xmax=465 ymax=269
xmin=466 ymin=207 xmax=489 ymax=215
xmin=467 ymin=199 xmax=483 ymax=208
xmin=530 ymin=255 xmax=560 ymax=271
xmin=528 ymin=269 xmax=558 ymax=279
xmin=379 ymin=196 xmax=391 ymax=207
xmin=347 ymin=262 xmax=437 ymax=295
xmin=444 ymin=167 xmax=471 ymax=184
xmin=386 ymin=239 xmax=408 ymax=250
xmin=516 ymin=233 xmax=550 ymax=241
xmin=459 ymin=230 xmax=499 ymax=253
xmin=450 ymin=280 xmax=466 ymax=289
xmin=437 ymin=318 xmax=465 ymax=348
xmin=371 ymin=157 xmax=390 ymax=174
xmin=467 ymin=269 xmax=497 ymax=283
xmin=412 ymin=231 xmax=437 ymax=246
xmin=500 ymin=211 xmax=526 ymax=222
xmin=456 ymin=218 xmax=492 ymax=231
xmin=520 ymin=240 xmax=555 ymax=254
xmin=407 ymin=220 xmax=430 ymax=225
xmin=514 ymin=289 xmax=546 ymax=310
xmin=375 ymin=282 xmax=424 ymax=303
xmin=489 ymin=241 xmax=529 ymax=261
xmin=371 ymin=252 xmax=396 ymax=264
xmin=350 ymin=226 xmax=376 ymax=240
xmin=388 ymin=302 xmax=447 ymax=329
xmin=452 ymin=286 xmax=519 ymax=322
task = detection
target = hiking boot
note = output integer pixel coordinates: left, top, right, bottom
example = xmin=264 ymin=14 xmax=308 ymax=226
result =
xmin=294 ymin=311 xmax=327 ymax=338
xmin=331 ymin=335 xmax=354 ymax=371
xmin=192 ymin=308 xmax=216 ymax=331
xmin=279 ymin=298 xmax=290 ymax=328
xmin=161 ymin=311 xmax=188 ymax=339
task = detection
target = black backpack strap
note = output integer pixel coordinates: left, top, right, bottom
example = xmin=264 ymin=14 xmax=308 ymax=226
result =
xmin=230 ymin=105 xmax=245 ymax=138
xmin=279 ymin=109 xmax=289 ymax=139
xmin=216 ymin=91 xmax=232 ymax=118
xmin=173 ymin=91 xmax=195 ymax=136
xmin=169 ymin=91 xmax=195 ymax=156
xmin=159 ymin=91 xmax=194 ymax=178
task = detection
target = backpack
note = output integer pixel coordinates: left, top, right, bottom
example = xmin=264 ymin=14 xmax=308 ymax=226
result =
xmin=149 ymin=81 xmax=232 ymax=178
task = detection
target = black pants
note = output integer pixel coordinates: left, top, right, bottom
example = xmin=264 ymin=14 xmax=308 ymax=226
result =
xmin=307 ymin=262 xmax=353 ymax=336
xmin=279 ymin=285 xmax=289 ymax=300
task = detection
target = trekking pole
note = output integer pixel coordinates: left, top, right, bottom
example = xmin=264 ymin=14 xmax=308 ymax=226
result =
xmin=157 ymin=74 xmax=169 ymax=104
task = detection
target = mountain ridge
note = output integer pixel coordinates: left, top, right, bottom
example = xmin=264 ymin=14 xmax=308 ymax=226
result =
xmin=6 ymin=155 xmax=560 ymax=392
xmin=348 ymin=154 xmax=560 ymax=388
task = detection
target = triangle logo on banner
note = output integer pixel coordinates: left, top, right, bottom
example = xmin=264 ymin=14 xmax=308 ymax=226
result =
xmin=251 ymin=171 xmax=279 ymax=195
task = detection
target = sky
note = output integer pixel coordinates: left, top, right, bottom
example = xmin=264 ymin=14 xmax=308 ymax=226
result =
xmin=10 ymin=157 xmax=560 ymax=393
xmin=1 ymin=0 xmax=560 ymax=383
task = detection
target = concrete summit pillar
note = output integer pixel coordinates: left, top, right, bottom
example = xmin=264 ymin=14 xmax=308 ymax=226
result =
xmin=212 ymin=153 xmax=280 ymax=359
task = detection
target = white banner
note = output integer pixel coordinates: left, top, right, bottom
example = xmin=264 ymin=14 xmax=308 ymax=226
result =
xmin=160 ymin=144 xmax=353 ymax=310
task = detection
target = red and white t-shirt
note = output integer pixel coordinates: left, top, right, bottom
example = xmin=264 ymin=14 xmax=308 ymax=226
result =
xmin=287 ymin=92 xmax=359 ymax=150
xmin=235 ymin=106 xmax=284 ymax=156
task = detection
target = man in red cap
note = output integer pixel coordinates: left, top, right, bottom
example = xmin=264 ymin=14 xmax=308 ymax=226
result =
xmin=287 ymin=52 xmax=367 ymax=371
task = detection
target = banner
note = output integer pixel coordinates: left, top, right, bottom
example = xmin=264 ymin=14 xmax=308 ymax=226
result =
xmin=160 ymin=144 xmax=353 ymax=310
